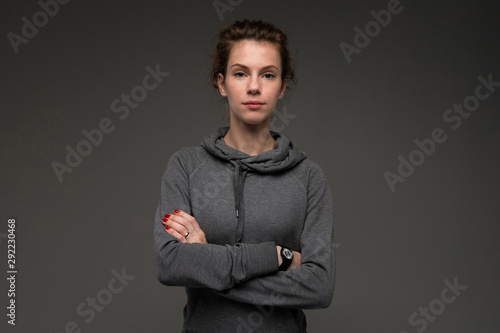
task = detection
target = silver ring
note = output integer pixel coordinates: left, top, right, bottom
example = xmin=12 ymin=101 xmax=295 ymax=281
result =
xmin=184 ymin=232 xmax=190 ymax=238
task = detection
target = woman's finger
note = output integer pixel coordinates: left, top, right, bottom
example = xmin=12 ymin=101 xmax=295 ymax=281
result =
xmin=173 ymin=211 xmax=207 ymax=243
xmin=164 ymin=225 xmax=187 ymax=243
xmin=173 ymin=210 xmax=204 ymax=234
xmin=163 ymin=210 xmax=207 ymax=244
xmin=168 ymin=211 xmax=198 ymax=235
xmin=163 ymin=216 xmax=190 ymax=238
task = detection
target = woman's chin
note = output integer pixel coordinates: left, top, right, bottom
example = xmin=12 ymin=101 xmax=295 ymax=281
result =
xmin=234 ymin=113 xmax=272 ymax=126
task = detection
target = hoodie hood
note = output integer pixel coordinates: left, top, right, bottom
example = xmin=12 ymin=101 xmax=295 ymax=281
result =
xmin=201 ymin=126 xmax=307 ymax=242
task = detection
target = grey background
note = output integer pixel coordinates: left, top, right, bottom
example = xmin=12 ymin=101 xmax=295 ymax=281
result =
xmin=1 ymin=0 xmax=499 ymax=332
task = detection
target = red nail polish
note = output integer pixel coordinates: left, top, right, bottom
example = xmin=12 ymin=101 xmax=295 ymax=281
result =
xmin=164 ymin=214 xmax=171 ymax=218
xmin=162 ymin=218 xmax=168 ymax=223
xmin=165 ymin=226 xmax=170 ymax=230
xmin=174 ymin=210 xmax=180 ymax=213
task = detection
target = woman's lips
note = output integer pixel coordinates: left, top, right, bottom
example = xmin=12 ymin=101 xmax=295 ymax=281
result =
xmin=243 ymin=101 xmax=264 ymax=110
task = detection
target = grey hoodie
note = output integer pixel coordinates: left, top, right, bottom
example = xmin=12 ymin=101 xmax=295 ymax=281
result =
xmin=154 ymin=126 xmax=335 ymax=333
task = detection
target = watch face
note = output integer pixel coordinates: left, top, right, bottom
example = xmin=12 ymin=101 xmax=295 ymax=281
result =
xmin=283 ymin=248 xmax=293 ymax=260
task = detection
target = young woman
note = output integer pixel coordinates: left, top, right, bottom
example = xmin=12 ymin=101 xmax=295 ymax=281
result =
xmin=153 ymin=19 xmax=335 ymax=332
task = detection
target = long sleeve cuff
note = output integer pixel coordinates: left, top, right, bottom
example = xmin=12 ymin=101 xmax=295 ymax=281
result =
xmin=242 ymin=241 xmax=279 ymax=279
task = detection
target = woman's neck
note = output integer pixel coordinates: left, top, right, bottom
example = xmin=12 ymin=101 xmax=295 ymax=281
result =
xmin=223 ymin=120 xmax=275 ymax=156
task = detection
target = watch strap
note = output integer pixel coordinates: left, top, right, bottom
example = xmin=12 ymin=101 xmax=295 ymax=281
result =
xmin=279 ymin=246 xmax=293 ymax=271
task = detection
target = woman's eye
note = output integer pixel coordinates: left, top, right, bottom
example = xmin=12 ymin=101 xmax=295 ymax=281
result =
xmin=264 ymin=73 xmax=275 ymax=79
xmin=234 ymin=72 xmax=246 ymax=77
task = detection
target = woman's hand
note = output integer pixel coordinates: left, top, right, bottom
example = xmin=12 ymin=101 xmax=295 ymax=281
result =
xmin=162 ymin=210 xmax=207 ymax=244
xmin=276 ymin=246 xmax=302 ymax=270
xmin=289 ymin=251 xmax=301 ymax=270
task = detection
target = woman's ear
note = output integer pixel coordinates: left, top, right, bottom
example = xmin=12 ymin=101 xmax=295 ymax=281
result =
xmin=278 ymin=79 xmax=287 ymax=99
xmin=217 ymin=73 xmax=227 ymax=97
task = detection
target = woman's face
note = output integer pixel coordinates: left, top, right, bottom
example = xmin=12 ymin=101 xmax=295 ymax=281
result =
xmin=217 ymin=39 xmax=286 ymax=127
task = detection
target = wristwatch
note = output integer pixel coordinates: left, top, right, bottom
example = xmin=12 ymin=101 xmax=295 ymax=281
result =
xmin=279 ymin=246 xmax=294 ymax=271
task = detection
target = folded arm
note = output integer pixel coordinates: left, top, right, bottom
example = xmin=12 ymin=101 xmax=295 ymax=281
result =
xmin=214 ymin=166 xmax=335 ymax=309
xmin=153 ymin=151 xmax=280 ymax=290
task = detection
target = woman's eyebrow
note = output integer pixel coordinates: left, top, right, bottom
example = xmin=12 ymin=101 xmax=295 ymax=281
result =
xmin=230 ymin=63 xmax=279 ymax=71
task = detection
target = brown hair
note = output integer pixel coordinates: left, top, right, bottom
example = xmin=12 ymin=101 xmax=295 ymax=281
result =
xmin=209 ymin=19 xmax=296 ymax=90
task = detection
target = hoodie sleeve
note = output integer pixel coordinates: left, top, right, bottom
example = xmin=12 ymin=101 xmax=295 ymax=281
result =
xmin=153 ymin=150 xmax=279 ymax=290
xmin=214 ymin=164 xmax=335 ymax=309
